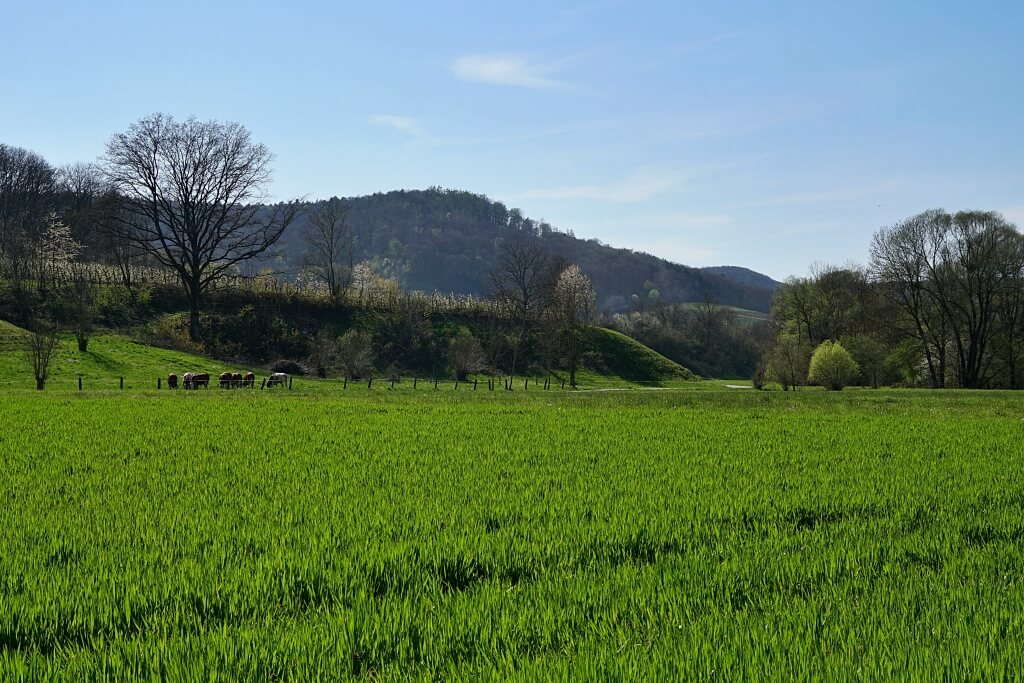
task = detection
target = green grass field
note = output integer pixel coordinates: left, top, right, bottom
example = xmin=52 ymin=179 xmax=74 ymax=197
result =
xmin=2 ymin=385 xmax=1023 ymax=680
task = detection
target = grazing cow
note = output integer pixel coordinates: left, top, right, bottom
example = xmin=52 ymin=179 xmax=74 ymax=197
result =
xmin=232 ymin=372 xmax=243 ymax=388
xmin=242 ymin=371 xmax=255 ymax=388
xmin=191 ymin=373 xmax=210 ymax=389
xmin=167 ymin=373 xmax=178 ymax=389
xmin=219 ymin=372 xmax=233 ymax=389
xmin=183 ymin=372 xmax=193 ymax=389
xmin=267 ymin=372 xmax=288 ymax=388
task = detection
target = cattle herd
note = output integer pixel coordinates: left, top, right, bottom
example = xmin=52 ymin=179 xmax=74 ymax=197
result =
xmin=166 ymin=372 xmax=289 ymax=390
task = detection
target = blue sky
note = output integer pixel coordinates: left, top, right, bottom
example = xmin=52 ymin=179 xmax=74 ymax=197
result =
xmin=3 ymin=0 xmax=1022 ymax=280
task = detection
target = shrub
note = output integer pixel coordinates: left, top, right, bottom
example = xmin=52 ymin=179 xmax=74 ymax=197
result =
xmin=751 ymin=364 xmax=766 ymax=390
xmin=269 ymin=359 xmax=308 ymax=376
xmin=337 ymin=329 xmax=376 ymax=379
xmin=807 ymin=340 xmax=859 ymax=391
xmin=448 ymin=327 xmax=486 ymax=380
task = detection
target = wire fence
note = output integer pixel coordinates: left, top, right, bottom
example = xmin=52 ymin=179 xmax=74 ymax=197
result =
xmin=0 ymin=373 xmax=587 ymax=392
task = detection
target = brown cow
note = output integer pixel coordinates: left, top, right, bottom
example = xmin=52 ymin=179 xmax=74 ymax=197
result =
xmin=232 ymin=372 xmax=243 ymax=388
xmin=219 ymin=372 xmax=233 ymax=389
xmin=167 ymin=373 xmax=178 ymax=389
xmin=242 ymin=371 xmax=255 ymax=388
xmin=191 ymin=373 xmax=210 ymax=389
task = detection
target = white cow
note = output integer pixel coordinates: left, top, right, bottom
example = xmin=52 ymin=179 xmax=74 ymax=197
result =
xmin=267 ymin=372 xmax=288 ymax=388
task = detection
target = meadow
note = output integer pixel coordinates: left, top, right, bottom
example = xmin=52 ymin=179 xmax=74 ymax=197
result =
xmin=2 ymin=385 xmax=1023 ymax=680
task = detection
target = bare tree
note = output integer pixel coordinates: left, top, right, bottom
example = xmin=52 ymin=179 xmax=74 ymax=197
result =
xmin=871 ymin=209 xmax=1021 ymax=388
xmin=102 ymin=113 xmax=304 ymax=340
xmin=303 ymin=197 xmax=354 ymax=300
xmin=870 ymin=210 xmax=951 ymax=388
xmin=486 ymin=238 xmax=550 ymax=379
xmin=23 ymin=325 xmax=60 ymax=390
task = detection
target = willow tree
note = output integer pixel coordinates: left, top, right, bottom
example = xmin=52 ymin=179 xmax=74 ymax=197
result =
xmin=103 ymin=113 xmax=303 ymax=340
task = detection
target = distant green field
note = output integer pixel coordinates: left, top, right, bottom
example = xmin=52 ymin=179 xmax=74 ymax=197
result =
xmin=2 ymin=388 xmax=1023 ymax=679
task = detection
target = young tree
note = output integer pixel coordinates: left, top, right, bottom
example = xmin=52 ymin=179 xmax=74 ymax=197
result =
xmin=303 ymin=197 xmax=355 ymax=300
xmin=552 ymin=264 xmax=597 ymax=387
xmin=23 ymin=325 xmax=60 ymax=390
xmin=765 ymin=332 xmax=811 ymax=391
xmin=61 ymin=264 xmax=98 ymax=352
xmin=33 ymin=213 xmax=81 ymax=291
xmin=807 ymin=340 xmax=860 ymax=391
xmin=102 ymin=113 xmax=304 ymax=340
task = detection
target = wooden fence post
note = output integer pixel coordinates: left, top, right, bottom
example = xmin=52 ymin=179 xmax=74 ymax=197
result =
xmin=78 ymin=376 xmax=82 ymax=391
xmin=158 ymin=377 xmax=161 ymax=390
xmin=368 ymin=375 xmax=373 ymax=389
xmin=260 ymin=378 xmax=266 ymax=389
xmin=288 ymin=377 xmax=293 ymax=390
xmin=120 ymin=377 xmax=124 ymax=390
xmin=413 ymin=377 xmax=417 ymax=389
xmin=473 ymin=378 xmax=477 ymax=390
xmin=344 ymin=376 xmax=348 ymax=389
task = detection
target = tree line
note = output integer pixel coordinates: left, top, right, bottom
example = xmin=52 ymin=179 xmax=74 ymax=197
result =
xmin=3 ymin=112 xmax=768 ymax=386
xmin=765 ymin=209 xmax=1024 ymax=389
xmin=1 ymin=114 xmax=610 ymax=388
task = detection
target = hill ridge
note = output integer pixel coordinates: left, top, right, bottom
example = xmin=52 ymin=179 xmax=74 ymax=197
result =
xmin=264 ymin=188 xmax=779 ymax=313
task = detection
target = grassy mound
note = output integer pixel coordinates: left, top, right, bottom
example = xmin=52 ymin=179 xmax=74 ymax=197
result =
xmin=584 ymin=327 xmax=697 ymax=384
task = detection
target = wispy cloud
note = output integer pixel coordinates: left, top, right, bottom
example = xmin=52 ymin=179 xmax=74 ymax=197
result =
xmin=753 ymin=180 xmax=904 ymax=207
xmin=667 ymin=32 xmax=743 ymax=57
xmin=369 ymin=114 xmax=424 ymax=137
xmin=662 ymin=212 xmax=732 ymax=230
xmin=453 ymin=54 xmax=564 ymax=89
xmin=523 ymin=169 xmax=678 ymax=203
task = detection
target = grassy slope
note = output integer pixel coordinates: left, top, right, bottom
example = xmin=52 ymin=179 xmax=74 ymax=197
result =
xmin=0 ymin=321 xmax=697 ymax=391
xmin=0 ymin=322 xmax=239 ymax=391
xmin=583 ymin=327 xmax=697 ymax=385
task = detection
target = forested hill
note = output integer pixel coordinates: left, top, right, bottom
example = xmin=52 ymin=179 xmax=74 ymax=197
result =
xmin=269 ymin=188 xmax=779 ymax=313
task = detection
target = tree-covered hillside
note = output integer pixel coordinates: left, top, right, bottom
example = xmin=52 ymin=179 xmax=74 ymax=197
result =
xmin=269 ymin=188 xmax=777 ymax=312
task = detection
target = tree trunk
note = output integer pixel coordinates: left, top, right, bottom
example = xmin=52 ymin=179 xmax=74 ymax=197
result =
xmin=36 ymin=377 xmax=45 ymax=390
xmin=77 ymin=336 xmax=88 ymax=352
xmin=569 ymin=362 xmax=576 ymax=388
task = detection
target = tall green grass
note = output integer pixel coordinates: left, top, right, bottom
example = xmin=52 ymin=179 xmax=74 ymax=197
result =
xmin=1 ymin=389 xmax=1022 ymax=679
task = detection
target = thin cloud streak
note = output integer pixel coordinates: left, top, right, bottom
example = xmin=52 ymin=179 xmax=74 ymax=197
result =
xmin=453 ymin=55 xmax=565 ymax=89
xmin=369 ymin=114 xmax=424 ymax=137
xmin=523 ymin=170 xmax=678 ymax=202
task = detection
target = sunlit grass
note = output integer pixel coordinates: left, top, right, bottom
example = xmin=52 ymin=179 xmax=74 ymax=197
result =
xmin=1 ymin=389 xmax=1022 ymax=678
